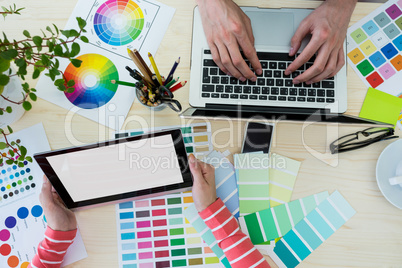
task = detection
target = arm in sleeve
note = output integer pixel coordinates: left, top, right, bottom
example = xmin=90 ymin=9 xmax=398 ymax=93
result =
xmin=199 ymin=198 xmax=270 ymax=268
xmin=28 ymin=226 xmax=77 ymax=268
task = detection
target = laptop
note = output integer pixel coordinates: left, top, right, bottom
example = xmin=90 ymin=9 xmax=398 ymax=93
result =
xmin=181 ymin=6 xmax=389 ymax=126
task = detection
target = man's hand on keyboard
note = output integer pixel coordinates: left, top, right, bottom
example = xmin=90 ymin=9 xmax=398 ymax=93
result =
xmin=196 ymin=0 xmax=262 ymax=82
xmin=285 ymin=0 xmax=357 ymax=84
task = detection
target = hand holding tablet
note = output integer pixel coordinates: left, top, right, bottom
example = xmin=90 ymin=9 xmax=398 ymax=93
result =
xmin=34 ymin=129 xmax=192 ymax=210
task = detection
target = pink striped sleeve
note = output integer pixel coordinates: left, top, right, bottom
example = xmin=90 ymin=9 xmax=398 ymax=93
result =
xmin=28 ymin=226 xmax=77 ymax=268
xmin=199 ymin=198 xmax=270 ymax=268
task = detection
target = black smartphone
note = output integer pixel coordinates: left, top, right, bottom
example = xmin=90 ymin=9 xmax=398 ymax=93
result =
xmin=241 ymin=122 xmax=274 ymax=154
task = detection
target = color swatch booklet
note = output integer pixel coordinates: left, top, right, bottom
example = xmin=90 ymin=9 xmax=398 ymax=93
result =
xmin=36 ymin=0 xmax=175 ymax=130
xmin=0 ymin=124 xmax=87 ymax=268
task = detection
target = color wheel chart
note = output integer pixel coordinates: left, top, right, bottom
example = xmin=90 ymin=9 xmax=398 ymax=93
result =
xmin=116 ymin=192 xmax=222 ymax=268
xmin=64 ymin=53 xmax=119 ymax=109
xmin=0 ymin=204 xmax=46 ymax=268
xmin=94 ymin=0 xmax=144 ymax=46
xmin=84 ymin=0 xmax=173 ymax=61
xmin=347 ymin=0 xmax=402 ymax=97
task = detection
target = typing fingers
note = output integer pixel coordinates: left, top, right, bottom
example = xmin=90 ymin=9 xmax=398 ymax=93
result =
xmin=216 ymin=41 xmax=244 ymax=80
xmin=328 ymin=46 xmax=345 ymax=79
xmin=287 ymin=35 xmax=325 ymax=83
xmin=303 ymin=48 xmax=339 ymax=83
xmin=237 ymin=36 xmax=261 ymax=77
xmin=209 ymin=43 xmax=228 ymax=75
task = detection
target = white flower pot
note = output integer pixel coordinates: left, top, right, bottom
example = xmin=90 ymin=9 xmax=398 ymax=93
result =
xmin=0 ymin=73 xmax=25 ymax=128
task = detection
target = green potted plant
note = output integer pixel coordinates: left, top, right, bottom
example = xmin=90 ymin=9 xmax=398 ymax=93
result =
xmin=0 ymin=4 xmax=87 ymax=166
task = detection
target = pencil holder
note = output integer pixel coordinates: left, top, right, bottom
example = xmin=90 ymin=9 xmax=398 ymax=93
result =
xmin=135 ymin=87 xmax=167 ymax=111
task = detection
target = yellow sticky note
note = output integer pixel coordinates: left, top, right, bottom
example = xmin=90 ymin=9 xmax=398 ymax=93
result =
xmin=359 ymin=87 xmax=402 ymax=125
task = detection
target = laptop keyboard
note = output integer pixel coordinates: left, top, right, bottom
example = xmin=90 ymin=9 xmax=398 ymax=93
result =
xmin=201 ymin=50 xmax=335 ymax=103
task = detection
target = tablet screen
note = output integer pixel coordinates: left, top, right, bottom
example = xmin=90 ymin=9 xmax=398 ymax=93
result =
xmin=34 ymin=129 xmax=192 ymax=209
xmin=46 ymin=134 xmax=183 ymax=202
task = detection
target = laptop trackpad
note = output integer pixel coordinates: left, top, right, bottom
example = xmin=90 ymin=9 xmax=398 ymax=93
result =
xmin=245 ymin=11 xmax=294 ymax=47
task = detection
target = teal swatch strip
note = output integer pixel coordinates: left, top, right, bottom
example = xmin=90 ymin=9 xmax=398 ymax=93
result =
xmin=183 ymin=205 xmax=231 ymax=268
xmin=239 ymin=191 xmax=329 ymax=244
xmin=271 ymin=191 xmax=356 ymax=268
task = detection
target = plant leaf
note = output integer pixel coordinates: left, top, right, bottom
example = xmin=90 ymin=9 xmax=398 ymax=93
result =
xmin=32 ymin=36 xmax=43 ymax=47
xmin=0 ymin=74 xmax=10 ymax=86
xmin=0 ymin=142 xmax=7 ymax=150
xmin=22 ymin=101 xmax=32 ymax=111
xmin=23 ymin=30 xmax=31 ymax=38
xmin=29 ymin=93 xmax=37 ymax=101
xmin=0 ymin=49 xmax=18 ymax=60
xmin=80 ymin=36 xmax=89 ymax=43
xmin=70 ymin=59 xmax=82 ymax=68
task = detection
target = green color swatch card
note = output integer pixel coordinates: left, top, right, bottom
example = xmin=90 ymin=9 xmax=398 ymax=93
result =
xmin=239 ymin=191 xmax=329 ymax=245
xmin=235 ymin=153 xmax=270 ymax=216
xmin=359 ymin=87 xmax=402 ymax=125
xmin=269 ymin=153 xmax=301 ymax=207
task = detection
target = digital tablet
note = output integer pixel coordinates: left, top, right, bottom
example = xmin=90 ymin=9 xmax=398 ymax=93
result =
xmin=34 ymin=129 xmax=192 ymax=210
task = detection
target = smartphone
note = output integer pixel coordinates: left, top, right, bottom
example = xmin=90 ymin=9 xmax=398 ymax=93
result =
xmin=241 ymin=122 xmax=275 ymax=154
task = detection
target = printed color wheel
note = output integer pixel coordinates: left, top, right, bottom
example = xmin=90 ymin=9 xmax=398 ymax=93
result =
xmin=94 ymin=0 xmax=145 ymax=46
xmin=64 ymin=54 xmax=119 ymax=109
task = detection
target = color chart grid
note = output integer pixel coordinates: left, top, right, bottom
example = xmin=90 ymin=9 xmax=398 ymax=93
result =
xmin=116 ymin=192 xmax=222 ymax=268
xmin=115 ymin=123 xmax=213 ymax=159
xmin=0 ymin=160 xmax=36 ymax=207
xmin=347 ymin=0 xmax=402 ymax=97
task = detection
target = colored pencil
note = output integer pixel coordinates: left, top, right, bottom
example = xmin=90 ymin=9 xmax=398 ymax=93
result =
xmin=164 ymin=57 xmax=180 ymax=85
xmin=148 ymin=52 xmax=163 ymax=85
xmin=169 ymin=81 xmax=187 ymax=92
xmin=133 ymin=49 xmax=153 ymax=79
xmin=111 ymin=80 xmax=137 ymax=87
xmin=165 ymin=77 xmax=179 ymax=88
xmin=127 ymin=49 xmax=154 ymax=86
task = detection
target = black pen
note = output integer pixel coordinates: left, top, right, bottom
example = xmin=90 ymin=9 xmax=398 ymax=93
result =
xmin=125 ymin=66 xmax=143 ymax=82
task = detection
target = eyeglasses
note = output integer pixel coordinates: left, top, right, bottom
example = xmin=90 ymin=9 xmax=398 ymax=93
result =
xmin=330 ymin=127 xmax=399 ymax=154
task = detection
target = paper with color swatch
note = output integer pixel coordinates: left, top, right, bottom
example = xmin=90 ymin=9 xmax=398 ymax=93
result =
xmin=36 ymin=0 xmax=175 ymax=130
xmin=0 ymin=124 xmax=87 ymax=268
xmin=115 ymin=122 xmax=213 ymax=159
xmin=268 ymin=191 xmax=356 ymax=268
xmin=359 ymin=87 xmax=402 ymax=125
xmin=235 ymin=153 xmax=270 ymax=216
xmin=239 ymin=191 xmax=329 ymax=245
xmin=347 ymin=0 xmax=402 ymax=97
xmin=269 ymin=153 xmax=301 ymax=207
xmin=116 ymin=192 xmax=221 ymax=268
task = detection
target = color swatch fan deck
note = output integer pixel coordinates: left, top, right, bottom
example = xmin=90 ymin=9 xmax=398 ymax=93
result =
xmin=347 ymin=0 xmax=402 ymax=98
